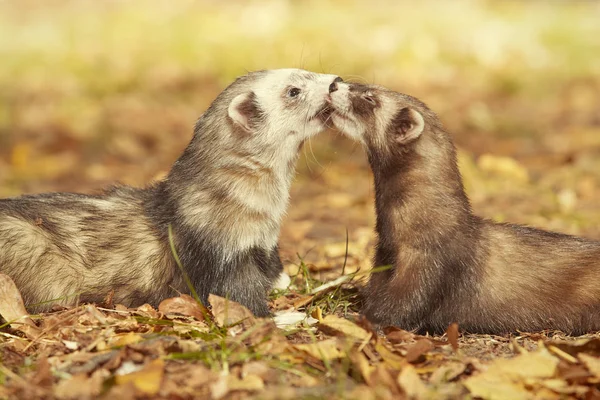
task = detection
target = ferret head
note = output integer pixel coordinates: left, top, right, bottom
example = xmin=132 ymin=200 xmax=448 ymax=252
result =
xmin=208 ymin=69 xmax=341 ymax=157
xmin=328 ymin=82 xmax=438 ymax=161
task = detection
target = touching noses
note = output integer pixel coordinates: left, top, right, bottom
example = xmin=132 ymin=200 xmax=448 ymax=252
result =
xmin=329 ymin=77 xmax=343 ymax=93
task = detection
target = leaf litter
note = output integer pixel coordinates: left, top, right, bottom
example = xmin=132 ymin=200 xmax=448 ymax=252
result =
xmin=2 ymin=271 xmax=600 ymax=399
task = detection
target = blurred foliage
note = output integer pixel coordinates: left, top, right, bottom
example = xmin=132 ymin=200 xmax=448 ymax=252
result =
xmin=0 ymin=0 xmax=599 ymax=245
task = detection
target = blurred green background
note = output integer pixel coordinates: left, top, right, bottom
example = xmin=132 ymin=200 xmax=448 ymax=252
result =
xmin=1 ymin=0 xmax=599 ymax=246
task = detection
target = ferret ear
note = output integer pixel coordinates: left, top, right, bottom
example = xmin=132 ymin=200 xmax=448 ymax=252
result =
xmin=393 ymin=107 xmax=425 ymax=144
xmin=228 ymin=92 xmax=260 ymax=133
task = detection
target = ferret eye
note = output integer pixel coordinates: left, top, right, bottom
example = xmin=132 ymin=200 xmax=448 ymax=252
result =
xmin=363 ymin=95 xmax=376 ymax=105
xmin=288 ymin=87 xmax=301 ymax=98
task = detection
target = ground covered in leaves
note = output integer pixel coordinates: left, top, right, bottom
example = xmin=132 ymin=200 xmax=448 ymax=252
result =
xmin=1 ymin=1 xmax=600 ymax=399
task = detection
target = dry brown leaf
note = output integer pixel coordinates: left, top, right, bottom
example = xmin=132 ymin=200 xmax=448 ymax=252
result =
xmin=318 ymin=315 xmax=370 ymax=341
xmin=54 ymin=370 xmax=108 ymax=399
xmin=0 ymin=273 xmax=41 ymax=339
xmin=294 ymin=339 xmax=345 ymax=360
xmin=369 ymin=364 xmax=401 ymax=395
xmin=115 ymin=358 xmax=164 ymax=395
xmin=208 ymin=294 xmax=255 ymax=328
xmin=405 ymin=339 xmax=434 ymax=364
xmin=292 ymin=295 xmax=315 ymax=309
xmin=135 ymin=303 xmax=160 ymax=319
xmin=446 ymin=322 xmax=459 ymax=351
xmin=158 ymin=294 xmax=209 ymax=321
xmin=385 ymin=329 xmax=416 ymax=344
xmin=32 ymin=356 xmax=52 ymax=387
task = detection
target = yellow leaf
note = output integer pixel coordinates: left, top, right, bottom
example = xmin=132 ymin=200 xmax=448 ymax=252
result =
xmin=110 ymin=332 xmax=144 ymax=347
xmin=294 ymin=339 xmax=344 ymax=360
xmin=464 ymin=376 xmax=530 ymax=400
xmin=578 ymin=353 xmax=600 ymax=378
xmin=318 ymin=315 xmax=370 ymax=341
xmin=115 ymin=358 xmax=164 ymax=395
xmin=311 ymin=306 xmax=323 ymax=322
xmin=350 ymin=352 xmax=376 ymax=386
xmin=397 ymin=364 xmax=429 ymax=399
xmin=464 ymin=347 xmax=559 ymax=400
xmin=375 ymin=340 xmax=405 ymax=370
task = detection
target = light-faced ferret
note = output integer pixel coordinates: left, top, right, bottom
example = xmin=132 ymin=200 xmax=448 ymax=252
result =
xmin=0 ymin=69 xmax=342 ymax=317
xmin=328 ymin=82 xmax=600 ymax=334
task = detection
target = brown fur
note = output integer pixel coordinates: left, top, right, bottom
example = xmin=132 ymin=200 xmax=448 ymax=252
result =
xmin=331 ymin=83 xmax=600 ymax=334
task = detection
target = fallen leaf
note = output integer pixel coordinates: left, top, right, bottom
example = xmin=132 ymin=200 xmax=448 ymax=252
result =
xmin=397 ymin=364 xmax=429 ymax=399
xmin=464 ymin=376 xmax=530 ymax=400
xmin=32 ymin=356 xmax=52 ymax=387
xmin=350 ymin=352 xmax=376 ymax=386
xmin=385 ymin=328 xmax=415 ymax=344
xmin=375 ymin=340 xmax=405 ymax=370
xmin=0 ymin=273 xmax=41 ymax=339
xmin=62 ymin=340 xmax=79 ymax=351
xmin=311 ymin=306 xmax=323 ymax=322
xmin=292 ymin=295 xmax=315 ymax=309
xmin=464 ymin=347 xmax=559 ymax=400
xmin=158 ymin=294 xmax=209 ymax=321
xmin=115 ymin=358 xmax=164 ymax=395
xmin=227 ymin=374 xmax=264 ymax=392
xmin=110 ymin=332 xmax=144 ymax=347
xmin=294 ymin=339 xmax=344 ymax=360
xmin=273 ymin=310 xmax=318 ymax=329
xmin=429 ymin=362 xmax=466 ymax=384
xmin=318 ymin=315 xmax=371 ymax=341
xmin=578 ymin=353 xmax=600 ymax=378
xmin=54 ymin=370 xmax=107 ymax=399
xmin=369 ymin=364 xmax=401 ymax=395
xmin=446 ymin=322 xmax=459 ymax=351
xmin=553 ymin=338 xmax=600 ymax=358
xmin=206 ymin=373 xmax=266 ymax=400
xmin=208 ymin=294 xmax=255 ymax=328
xmin=135 ymin=304 xmax=160 ymax=319
xmin=405 ymin=339 xmax=434 ymax=364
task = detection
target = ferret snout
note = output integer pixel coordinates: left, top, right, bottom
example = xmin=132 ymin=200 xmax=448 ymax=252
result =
xmin=329 ymin=77 xmax=343 ymax=93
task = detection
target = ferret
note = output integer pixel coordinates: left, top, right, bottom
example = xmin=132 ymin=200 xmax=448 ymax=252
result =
xmin=0 ymin=69 xmax=342 ymax=317
xmin=328 ymin=82 xmax=600 ymax=334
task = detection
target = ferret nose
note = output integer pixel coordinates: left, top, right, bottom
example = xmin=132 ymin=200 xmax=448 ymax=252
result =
xmin=329 ymin=77 xmax=343 ymax=93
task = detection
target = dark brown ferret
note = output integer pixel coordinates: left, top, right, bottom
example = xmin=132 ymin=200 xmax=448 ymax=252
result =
xmin=328 ymin=82 xmax=600 ymax=334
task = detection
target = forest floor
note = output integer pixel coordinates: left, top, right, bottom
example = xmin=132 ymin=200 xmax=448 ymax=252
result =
xmin=1 ymin=1 xmax=600 ymax=399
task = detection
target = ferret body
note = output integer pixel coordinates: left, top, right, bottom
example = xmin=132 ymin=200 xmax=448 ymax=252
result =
xmin=329 ymin=82 xmax=600 ymax=334
xmin=0 ymin=68 xmax=341 ymax=316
